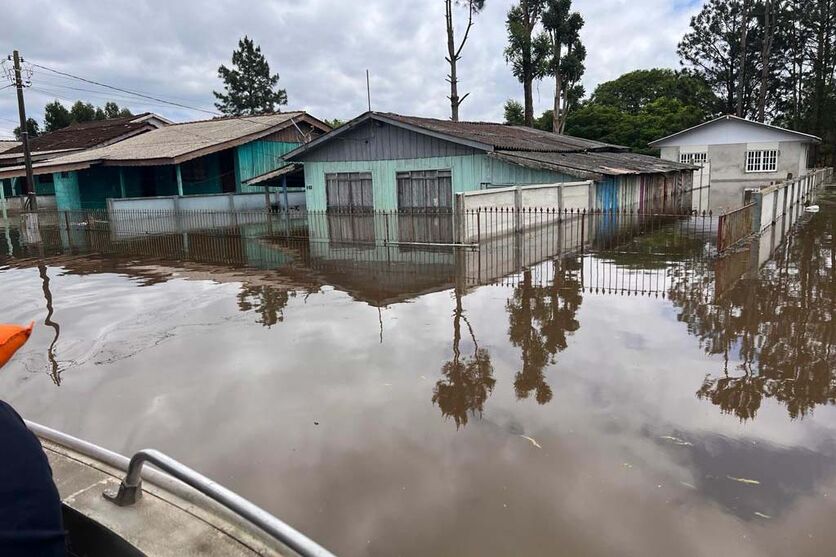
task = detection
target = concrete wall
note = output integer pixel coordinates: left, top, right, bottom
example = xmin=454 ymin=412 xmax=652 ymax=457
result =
xmin=653 ymin=117 xmax=817 ymax=147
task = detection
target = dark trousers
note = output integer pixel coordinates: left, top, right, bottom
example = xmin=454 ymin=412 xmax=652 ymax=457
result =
xmin=0 ymin=401 xmax=65 ymax=556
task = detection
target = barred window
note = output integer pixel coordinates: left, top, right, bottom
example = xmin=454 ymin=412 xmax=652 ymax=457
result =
xmin=745 ymin=149 xmax=779 ymax=172
xmin=396 ymin=169 xmax=452 ymax=211
xmin=679 ymin=152 xmax=707 ymax=165
xmin=325 ymin=172 xmax=373 ymax=211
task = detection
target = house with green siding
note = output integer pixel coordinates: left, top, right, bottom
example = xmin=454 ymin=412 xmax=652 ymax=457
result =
xmin=284 ymin=112 xmax=696 ymax=214
xmin=0 ymin=112 xmax=329 ymax=210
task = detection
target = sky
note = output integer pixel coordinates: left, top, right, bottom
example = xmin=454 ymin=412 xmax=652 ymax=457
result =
xmin=0 ymin=0 xmax=704 ymax=139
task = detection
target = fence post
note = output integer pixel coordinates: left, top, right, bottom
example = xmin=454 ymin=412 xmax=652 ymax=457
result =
xmin=455 ymin=192 xmax=465 ymax=243
xmin=751 ymin=190 xmax=763 ymax=234
xmin=514 ymin=186 xmax=522 ymax=233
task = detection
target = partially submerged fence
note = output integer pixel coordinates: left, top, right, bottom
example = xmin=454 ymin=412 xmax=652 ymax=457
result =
xmin=716 ymin=167 xmax=833 ymax=253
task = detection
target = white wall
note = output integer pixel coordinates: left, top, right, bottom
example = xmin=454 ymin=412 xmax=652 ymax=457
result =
xmin=653 ymin=117 xmax=818 ymax=147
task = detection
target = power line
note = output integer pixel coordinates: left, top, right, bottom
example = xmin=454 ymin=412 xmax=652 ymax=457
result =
xmin=30 ymin=62 xmax=218 ymax=116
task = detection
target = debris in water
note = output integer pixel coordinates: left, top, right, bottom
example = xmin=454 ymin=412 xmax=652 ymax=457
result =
xmin=520 ymin=435 xmax=542 ymax=449
xmin=754 ymin=512 xmax=771 ymax=519
xmin=660 ymin=435 xmax=693 ymax=446
xmin=314 ymin=421 xmax=319 ymax=426
xmin=726 ymin=475 xmax=760 ymax=485
xmin=805 ymin=205 xmax=820 ymax=213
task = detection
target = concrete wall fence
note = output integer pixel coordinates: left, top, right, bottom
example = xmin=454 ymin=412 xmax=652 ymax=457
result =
xmin=455 ymin=181 xmax=593 ymax=242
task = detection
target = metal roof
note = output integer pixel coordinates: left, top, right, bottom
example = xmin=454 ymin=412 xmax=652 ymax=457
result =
xmin=0 ymin=140 xmax=20 ymax=154
xmin=2 ymin=114 xmax=159 ymax=156
xmin=0 ymin=112 xmax=329 ymax=178
xmin=491 ymin=150 xmax=697 ymax=180
xmin=378 ymin=113 xmax=627 ymax=153
xmin=243 ymin=163 xmax=303 ymax=186
xmin=648 ymin=114 xmax=821 ymax=147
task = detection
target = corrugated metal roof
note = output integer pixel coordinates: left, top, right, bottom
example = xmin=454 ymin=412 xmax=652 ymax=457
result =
xmin=0 ymin=140 xmax=20 ymax=154
xmin=378 ymin=113 xmax=627 ymax=153
xmin=492 ymin=150 xmax=697 ymax=180
xmin=3 ymin=114 xmax=156 ymax=155
xmin=243 ymin=163 xmax=303 ymax=185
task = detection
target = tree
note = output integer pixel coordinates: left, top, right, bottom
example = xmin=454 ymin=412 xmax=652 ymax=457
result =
xmin=756 ymin=0 xmax=778 ymax=121
xmin=564 ymin=69 xmax=718 ymax=152
xmin=503 ymin=99 xmax=525 ymax=125
xmin=678 ymin=0 xmax=762 ymax=117
xmin=13 ymin=118 xmax=40 ymax=140
xmin=542 ymin=0 xmax=585 ymax=133
xmin=445 ymin=0 xmax=486 ymax=121
xmin=323 ymin=118 xmax=345 ymax=129
xmin=43 ymin=100 xmax=72 ymax=132
xmin=505 ymin=0 xmax=549 ymax=126
xmin=214 ymin=36 xmax=288 ymax=116
xmin=70 ymin=101 xmax=98 ymax=123
xmin=103 ymin=101 xmax=132 ymax=119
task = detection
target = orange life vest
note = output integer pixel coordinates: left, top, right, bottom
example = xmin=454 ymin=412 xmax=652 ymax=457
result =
xmin=0 ymin=322 xmax=34 ymax=369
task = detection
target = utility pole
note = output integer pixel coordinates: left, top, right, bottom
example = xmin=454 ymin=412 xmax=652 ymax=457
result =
xmin=11 ymin=50 xmax=37 ymax=211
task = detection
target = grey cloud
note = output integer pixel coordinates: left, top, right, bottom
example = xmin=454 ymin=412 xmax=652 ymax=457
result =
xmin=1 ymin=0 xmax=699 ymax=138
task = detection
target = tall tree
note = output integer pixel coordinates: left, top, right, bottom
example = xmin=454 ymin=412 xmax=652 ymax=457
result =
xmin=756 ymin=0 xmax=778 ymax=121
xmin=214 ymin=36 xmax=288 ymax=116
xmin=735 ymin=0 xmax=753 ymax=116
xmin=13 ymin=118 xmax=40 ymax=140
xmin=445 ymin=0 xmax=486 ymax=121
xmin=542 ymin=0 xmax=585 ymax=133
xmin=505 ymin=0 xmax=549 ymax=126
xmin=503 ymin=99 xmax=526 ymax=125
xmin=678 ymin=0 xmax=762 ymax=117
xmin=43 ymin=100 xmax=72 ymax=132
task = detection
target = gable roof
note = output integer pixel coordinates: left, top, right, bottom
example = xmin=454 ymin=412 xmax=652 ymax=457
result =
xmin=0 ymin=140 xmax=20 ymax=154
xmin=2 ymin=113 xmax=162 ymax=156
xmin=0 ymin=112 xmax=331 ymax=179
xmin=649 ymin=115 xmax=821 ymax=147
xmin=285 ymin=111 xmax=627 ymax=162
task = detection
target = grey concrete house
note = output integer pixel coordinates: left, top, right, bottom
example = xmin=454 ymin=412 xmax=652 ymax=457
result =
xmin=650 ymin=115 xmax=821 ymax=210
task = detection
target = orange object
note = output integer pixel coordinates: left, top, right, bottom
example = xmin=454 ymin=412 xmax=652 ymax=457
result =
xmin=0 ymin=322 xmax=34 ymax=369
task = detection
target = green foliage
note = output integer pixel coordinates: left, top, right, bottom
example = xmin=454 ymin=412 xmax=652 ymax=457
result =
xmin=564 ymin=69 xmax=717 ymax=152
xmin=542 ymin=0 xmax=585 ymax=132
xmin=504 ymin=0 xmax=549 ymax=125
xmin=42 ymin=100 xmax=133 ymax=133
xmin=323 ymin=118 xmax=345 ymax=129
xmin=43 ymin=100 xmax=72 ymax=132
xmin=70 ymin=101 xmax=98 ymax=123
xmin=13 ymin=117 xmax=40 ymax=140
xmin=214 ymin=36 xmax=288 ymax=116
xmin=503 ymin=99 xmax=525 ymax=125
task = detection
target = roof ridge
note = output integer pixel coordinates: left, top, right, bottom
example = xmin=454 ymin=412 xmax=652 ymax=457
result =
xmin=167 ymin=111 xmax=305 ymax=127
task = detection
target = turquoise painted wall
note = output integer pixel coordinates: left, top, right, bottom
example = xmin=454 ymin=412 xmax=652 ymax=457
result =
xmin=180 ymin=152 xmax=223 ymax=195
xmin=35 ymin=175 xmax=56 ymax=195
xmin=55 ymin=172 xmax=82 ymax=210
xmin=236 ymin=141 xmax=300 ymax=193
xmin=302 ymin=154 xmax=573 ymax=211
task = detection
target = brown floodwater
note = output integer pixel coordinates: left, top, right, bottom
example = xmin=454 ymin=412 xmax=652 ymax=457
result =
xmin=0 ymin=198 xmax=834 ymax=557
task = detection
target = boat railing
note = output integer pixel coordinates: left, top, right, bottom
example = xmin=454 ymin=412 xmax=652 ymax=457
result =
xmin=26 ymin=420 xmax=337 ymax=557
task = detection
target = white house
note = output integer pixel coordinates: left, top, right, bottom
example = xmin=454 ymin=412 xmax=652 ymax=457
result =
xmin=649 ymin=115 xmax=821 ymax=211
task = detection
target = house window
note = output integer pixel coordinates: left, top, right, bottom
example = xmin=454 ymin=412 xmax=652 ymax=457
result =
xmin=181 ymin=158 xmax=208 ymax=182
xmin=679 ymin=152 xmax=707 ymax=165
xmin=325 ymin=172 xmax=373 ymax=211
xmin=745 ymin=149 xmax=779 ymax=172
xmin=396 ymin=170 xmax=452 ymax=212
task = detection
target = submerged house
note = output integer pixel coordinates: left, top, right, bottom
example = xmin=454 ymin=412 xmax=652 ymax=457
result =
xmin=0 ymin=113 xmax=171 ymax=200
xmin=284 ymin=112 xmax=696 ymax=213
xmin=649 ymin=115 xmax=821 ymax=210
xmin=0 ymin=112 xmax=330 ymax=210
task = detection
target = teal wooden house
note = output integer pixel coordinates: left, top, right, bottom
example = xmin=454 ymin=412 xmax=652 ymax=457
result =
xmin=0 ymin=112 xmax=330 ymax=210
xmin=284 ymin=112 xmax=696 ymax=213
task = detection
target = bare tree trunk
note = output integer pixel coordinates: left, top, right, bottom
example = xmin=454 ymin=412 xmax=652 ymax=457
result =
xmin=552 ymin=38 xmax=563 ymax=133
xmin=446 ymin=0 xmax=477 ymax=122
xmin=736 ymin=0 xmax=751 ymax=117
xmin=524 ymin=77 xmax=534 ymax=127
xmin=757 ymin=0 xmax=775 ymax=122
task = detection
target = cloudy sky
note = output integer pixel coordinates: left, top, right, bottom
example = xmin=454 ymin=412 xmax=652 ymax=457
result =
xmin=0 ymin=0 xmax=703 ymax=139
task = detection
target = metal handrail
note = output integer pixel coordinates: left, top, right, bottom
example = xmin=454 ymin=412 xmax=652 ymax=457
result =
xmin=26 ymin=421 xmax=336 ymax=557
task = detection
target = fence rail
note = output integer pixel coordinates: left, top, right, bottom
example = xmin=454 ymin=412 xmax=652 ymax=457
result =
xmin=717 ymin=203 xmax=756 ymax=252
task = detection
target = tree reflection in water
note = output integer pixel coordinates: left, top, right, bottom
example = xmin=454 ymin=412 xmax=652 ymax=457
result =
xmin=236 ymin=285 xmax=293 ymax=328
xmin=433 ymin=289 xmax=495 ymax=428
xmin=669 ymin=210 xmax=835 ymax=421
xmin=506 ymin=258 xmax=584 ymax=404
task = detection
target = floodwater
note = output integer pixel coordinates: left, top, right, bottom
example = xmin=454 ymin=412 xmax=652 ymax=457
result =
xmin=0 ymin=198 xmax=834 ymax=557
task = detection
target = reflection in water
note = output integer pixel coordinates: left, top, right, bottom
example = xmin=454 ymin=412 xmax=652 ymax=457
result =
xmin=506 ymin=260 xmax=583 ymax=404
xmin=432 ymin=290 xmax=495 ymax=428
xmin=236 ymin=285 xmax=293 ymax=328
xmin=670 ymin=206 xmax=835 ymax=420
xmin=38 ymin=264 xmax=62 ymax=385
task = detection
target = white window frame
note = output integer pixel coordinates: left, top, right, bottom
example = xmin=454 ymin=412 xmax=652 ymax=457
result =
xmin=745 ymin=149 xmax=779 ymax=173
xmin=680 ymin=152 xmax=708 ymax=166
